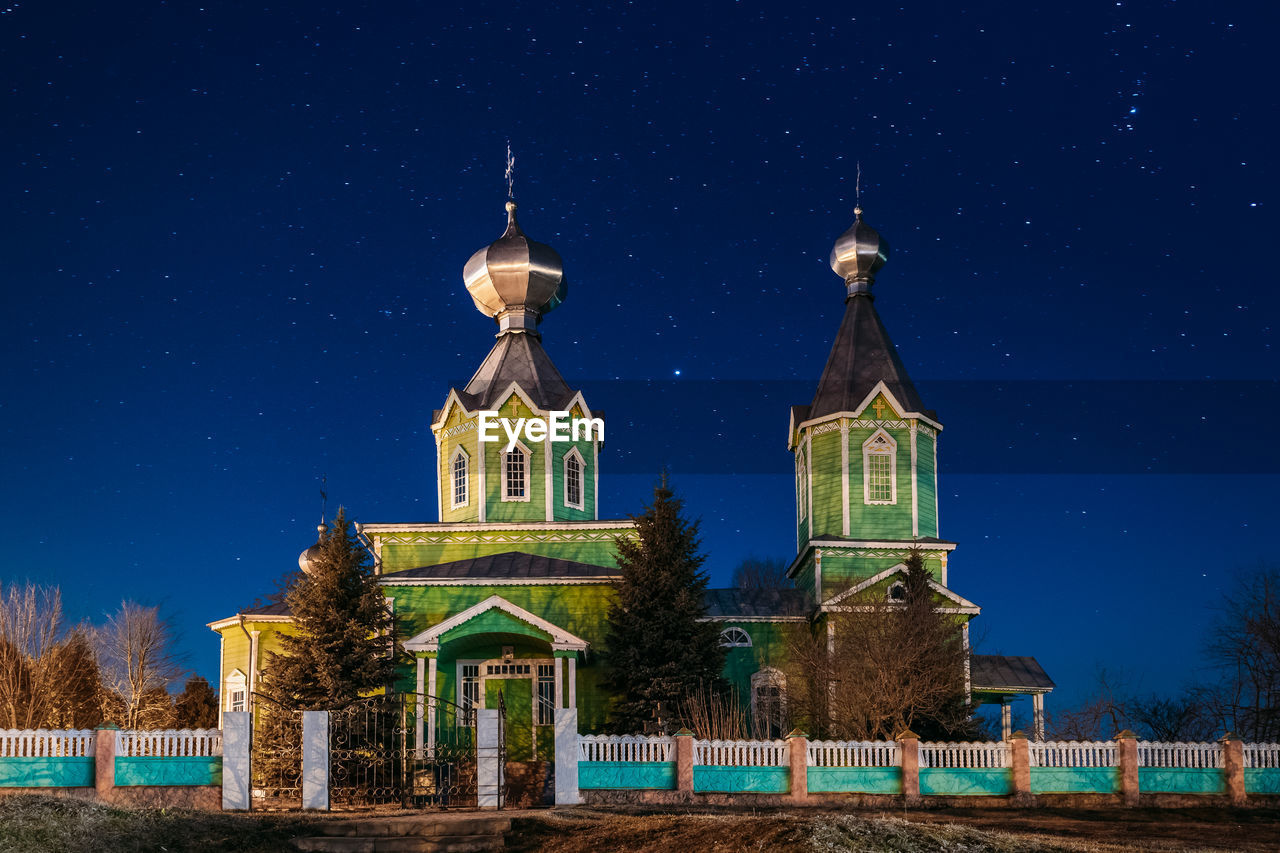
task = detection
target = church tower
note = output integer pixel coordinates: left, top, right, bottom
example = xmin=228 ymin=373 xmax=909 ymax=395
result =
xmin=431 ymin=200 xmax=600 ymax=524
xmin=787 ymin=206 xmax=955 ymax=601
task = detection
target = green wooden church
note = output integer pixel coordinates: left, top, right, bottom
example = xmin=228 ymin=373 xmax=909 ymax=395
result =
xmin=209 ymin=196 xmax=1053 ymax=748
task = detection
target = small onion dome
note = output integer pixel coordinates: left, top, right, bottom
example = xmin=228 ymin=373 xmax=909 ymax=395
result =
xmin=463 ymin=201 xmax=567 ymax=335
xmin=297 ymin=522 xmax=328 ymax=575
xmin=829 ymin=207 xmax=890 ymax=298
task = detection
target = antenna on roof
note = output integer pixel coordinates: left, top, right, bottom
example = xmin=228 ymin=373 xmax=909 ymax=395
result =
xmin=505 ymin=140 xmax=516 ymax=201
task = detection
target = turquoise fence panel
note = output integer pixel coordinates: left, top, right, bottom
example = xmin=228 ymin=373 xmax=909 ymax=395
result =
xmin=0 ymin=757 xmax=94 ymax=788
xmin=579 ymin=761 xmax=675 ymax=790
xmin=919 ymin=768 xmax=1011 ymax=796
xmin=1138 ymin=768 xmax=1224 ymax=794
xmin=1029 ymin=767 xmax=1119 ymax=794
xmin=1245 ymin=768 xmax=1280 ymax=795
xmin=808 ymin=766 xmax=900 ymax=794
xmin=693 ymin=765 xmax=790 ymax=794
xmin=114 ymin=757 xmax=222 ymax=787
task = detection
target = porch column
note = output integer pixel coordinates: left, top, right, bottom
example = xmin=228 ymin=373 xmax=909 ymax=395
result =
xmin=1000 ymin=697 xmax=1012 ymax=741
xmin=414 ymin=653 xmax=426 ymax=758
xmin=1032 ymin=693 xmax=1045 ymax=741
xmin=427 ymin=653 xmax=438 ymax=751
xmin=567 ymin=655 xmax=577 ymax=709
xmin=555 ymin=656 xmax=564 ymax=707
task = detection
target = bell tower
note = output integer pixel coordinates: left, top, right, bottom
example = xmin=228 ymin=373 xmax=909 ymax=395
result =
xmin=431 ymin=199 xmax=601 ymax=524
xmin=787 ymin=206 xmax=950 ymax=599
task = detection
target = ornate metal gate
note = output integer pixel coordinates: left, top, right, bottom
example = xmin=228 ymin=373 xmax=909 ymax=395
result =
xmin=250 ymin=694 xmax=303 ymax=810
xmin=328 ymin=692 xmax=478 ymax=809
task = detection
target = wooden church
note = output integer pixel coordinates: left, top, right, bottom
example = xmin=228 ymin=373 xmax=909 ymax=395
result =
xmin=208 ymin=196 xmax=1053 ymax=749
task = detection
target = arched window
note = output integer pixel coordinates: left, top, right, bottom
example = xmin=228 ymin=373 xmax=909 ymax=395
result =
xmin=863 ymin=429 xmax=897 ymax=505
xmin=796 ymin=449 xmax=808 ymax=520
xmin=887 ymin=580 xmax=907 ymax=602
xmin=224 ymin=669 xmax=247 ymax=713
xmin=450 ymin=447 xmax=469 ymax=508
xmin=502 ymin=444 xmax=529 ymax=502
xmin=564 ymin=448 xmax=584 ymax=510
xmin=751 ymin=668 xmax=787 ymax=739
xmin=719 ymin=627 xmax=752 ymax=648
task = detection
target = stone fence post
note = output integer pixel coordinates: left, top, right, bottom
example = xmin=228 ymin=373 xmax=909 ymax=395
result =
xmin=476 ymin=708 xmax=503 ymax=809
xmin=1009 ymin=731 xmax=1031 ymax=803
xmin=674 ymin=729 xmax=694 ymax=794
xmin=222 ymin=711 xmax=252 ymax=811
xmin=554 ymin=708 xmax=580 ymax=806
xmin=1221 ymin=733 xmax=1245 ymax=806
xmin=787 ymin=729 xmax=808 ymax=803
xmin=94 ymin=723 xmax=118 ymax=803
xmin=1116 ymin=729 xmax=1139 ymax=806
xmin=897 ymin=729 xmax=920 ymax=805
xmin=301 ymin=711 xmax=329 ymax=811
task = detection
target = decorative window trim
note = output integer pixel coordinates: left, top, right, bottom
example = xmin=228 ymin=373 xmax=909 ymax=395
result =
xmin=887 ymin=581 xmax=907 ymax=602
xmin=719 ymin=627 xmax=752 ymax=648
xmin=563 ymin=447 xmax=585 ymax=510
xmin=862 ymin=428 xmax=898 ymax=505
xmin=750 ymin=667 xmax=787 ymax=739
xmin=501 ymin=442 xmax=531 ymax=502
xmin=796 ymin=449 xmax=808 ymax=521
xmin=224 ymin=669 xmax=247 ymax=712
xmin=450 ymin=446 xmax=470 ymax=509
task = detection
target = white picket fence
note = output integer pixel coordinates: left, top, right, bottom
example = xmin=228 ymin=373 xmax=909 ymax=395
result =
xmin=919 ymin=741 xmax=1009 ymax=769
xmin=1136 ymin=741 xmax=1222 ymax=769
xmin=694 ymin=738 xmax=789 ymax=767
xmin=578 ymin=734 xmax=673 ymax=763
xmin=1029 ymin=741 xmax=1117 ymax=768
xmin=116 ymin=729 xmax=223 ymax=758
xmin=1243 ymin=743 xmax=1280 ymax=769
xmin=807 ymin=740 xmax=900 ymax=767
xmin=0 ymin=729 xmax=95 ymax=757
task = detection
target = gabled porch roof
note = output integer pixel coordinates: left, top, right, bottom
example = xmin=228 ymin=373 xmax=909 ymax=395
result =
xmin=403 ymin=594 xmax=589 ymax=654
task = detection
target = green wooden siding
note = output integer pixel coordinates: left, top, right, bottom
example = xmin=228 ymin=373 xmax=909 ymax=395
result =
xmin=378 ymin=526 xmax=631 ymax=574
xmin=808 ymin=430 xmax=843 ymax=539
xmin=916 ymin=432 xmax=938 ymax=538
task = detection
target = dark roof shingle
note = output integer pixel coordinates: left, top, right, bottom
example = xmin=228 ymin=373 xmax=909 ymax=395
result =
xmin=386 ymin=551 xmax=619 ymax=581
xmin=703 ymin=587 xmax=813 ymax=620
xmin=970 ymin=654 xmax=1055 ymax=692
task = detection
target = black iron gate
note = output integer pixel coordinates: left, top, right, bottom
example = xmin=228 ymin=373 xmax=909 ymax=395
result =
xmin=249 ymin=693 xmax=303 ymax=811
xmin=328 ymin=692 xmax=479 ymax=809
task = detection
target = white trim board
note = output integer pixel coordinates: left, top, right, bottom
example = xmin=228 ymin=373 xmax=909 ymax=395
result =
xmin=404 ymin=594 xmax=589 ymax=653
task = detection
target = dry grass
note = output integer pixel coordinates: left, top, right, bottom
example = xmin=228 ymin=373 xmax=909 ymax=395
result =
xmin=0 ymin=795 xmax=323 ymax=853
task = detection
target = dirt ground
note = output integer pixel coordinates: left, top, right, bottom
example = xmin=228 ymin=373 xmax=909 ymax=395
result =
xmin=503 ymin=805 xmax=1280 ymax=853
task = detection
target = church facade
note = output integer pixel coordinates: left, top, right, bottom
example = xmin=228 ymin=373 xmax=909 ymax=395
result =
xmin=209 ymin=196 xmax=1052 ymax=747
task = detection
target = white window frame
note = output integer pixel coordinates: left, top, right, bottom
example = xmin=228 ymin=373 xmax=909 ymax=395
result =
xmin=501 ymin=442 xmax=531 ymax=502
xmin=719 ymin=627 xmax=752 ymax=648
xmin=796 ymin=449 xmax=808 ymax=520
xmin=862 ymin=428 xmax=897 ymax=505
xmin=224 ymin=669 xmax=247 ymax=712
xmin=887 ymin=580 xmax=907 ymax=602
xmin=563 ymin=447 xmax=585 ymax=510
xmin=450 ymin=446 xmax=469 ymax=509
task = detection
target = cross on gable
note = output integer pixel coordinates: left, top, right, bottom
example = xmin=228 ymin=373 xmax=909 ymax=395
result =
xmin=872 ymin=397 xmax=887 ymax=419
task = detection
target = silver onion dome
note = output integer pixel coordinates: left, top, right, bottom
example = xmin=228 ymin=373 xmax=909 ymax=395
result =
xmin=830 ymin=207 xmax=889 ymax=297
xmin=462 ymin=201 xmax=566 ymax=334
xmin=297 ymin=522 xmax=328 ymax=575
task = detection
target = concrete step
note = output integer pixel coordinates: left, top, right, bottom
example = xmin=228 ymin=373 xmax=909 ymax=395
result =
xmin=293 ymin=835 xmax=504 ymax=853
xmin=318 ymin=817 xmax=511 ymax=837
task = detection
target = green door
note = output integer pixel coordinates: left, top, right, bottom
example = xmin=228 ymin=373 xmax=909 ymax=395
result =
xmin=486 ymin=679 xmax=533 ymax=760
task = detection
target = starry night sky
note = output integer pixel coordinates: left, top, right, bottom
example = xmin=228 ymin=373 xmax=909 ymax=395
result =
xmin=4 ymin=1 xmax=1277 ymax=713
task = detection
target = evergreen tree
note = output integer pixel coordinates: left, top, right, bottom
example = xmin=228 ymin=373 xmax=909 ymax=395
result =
xmin=174 ymin=676 xmax=219 ymax=729
xmin=603 ymin=475 xmax=725 ymax=733
xmin=262 ymin=507 xmax=401 ymax=710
